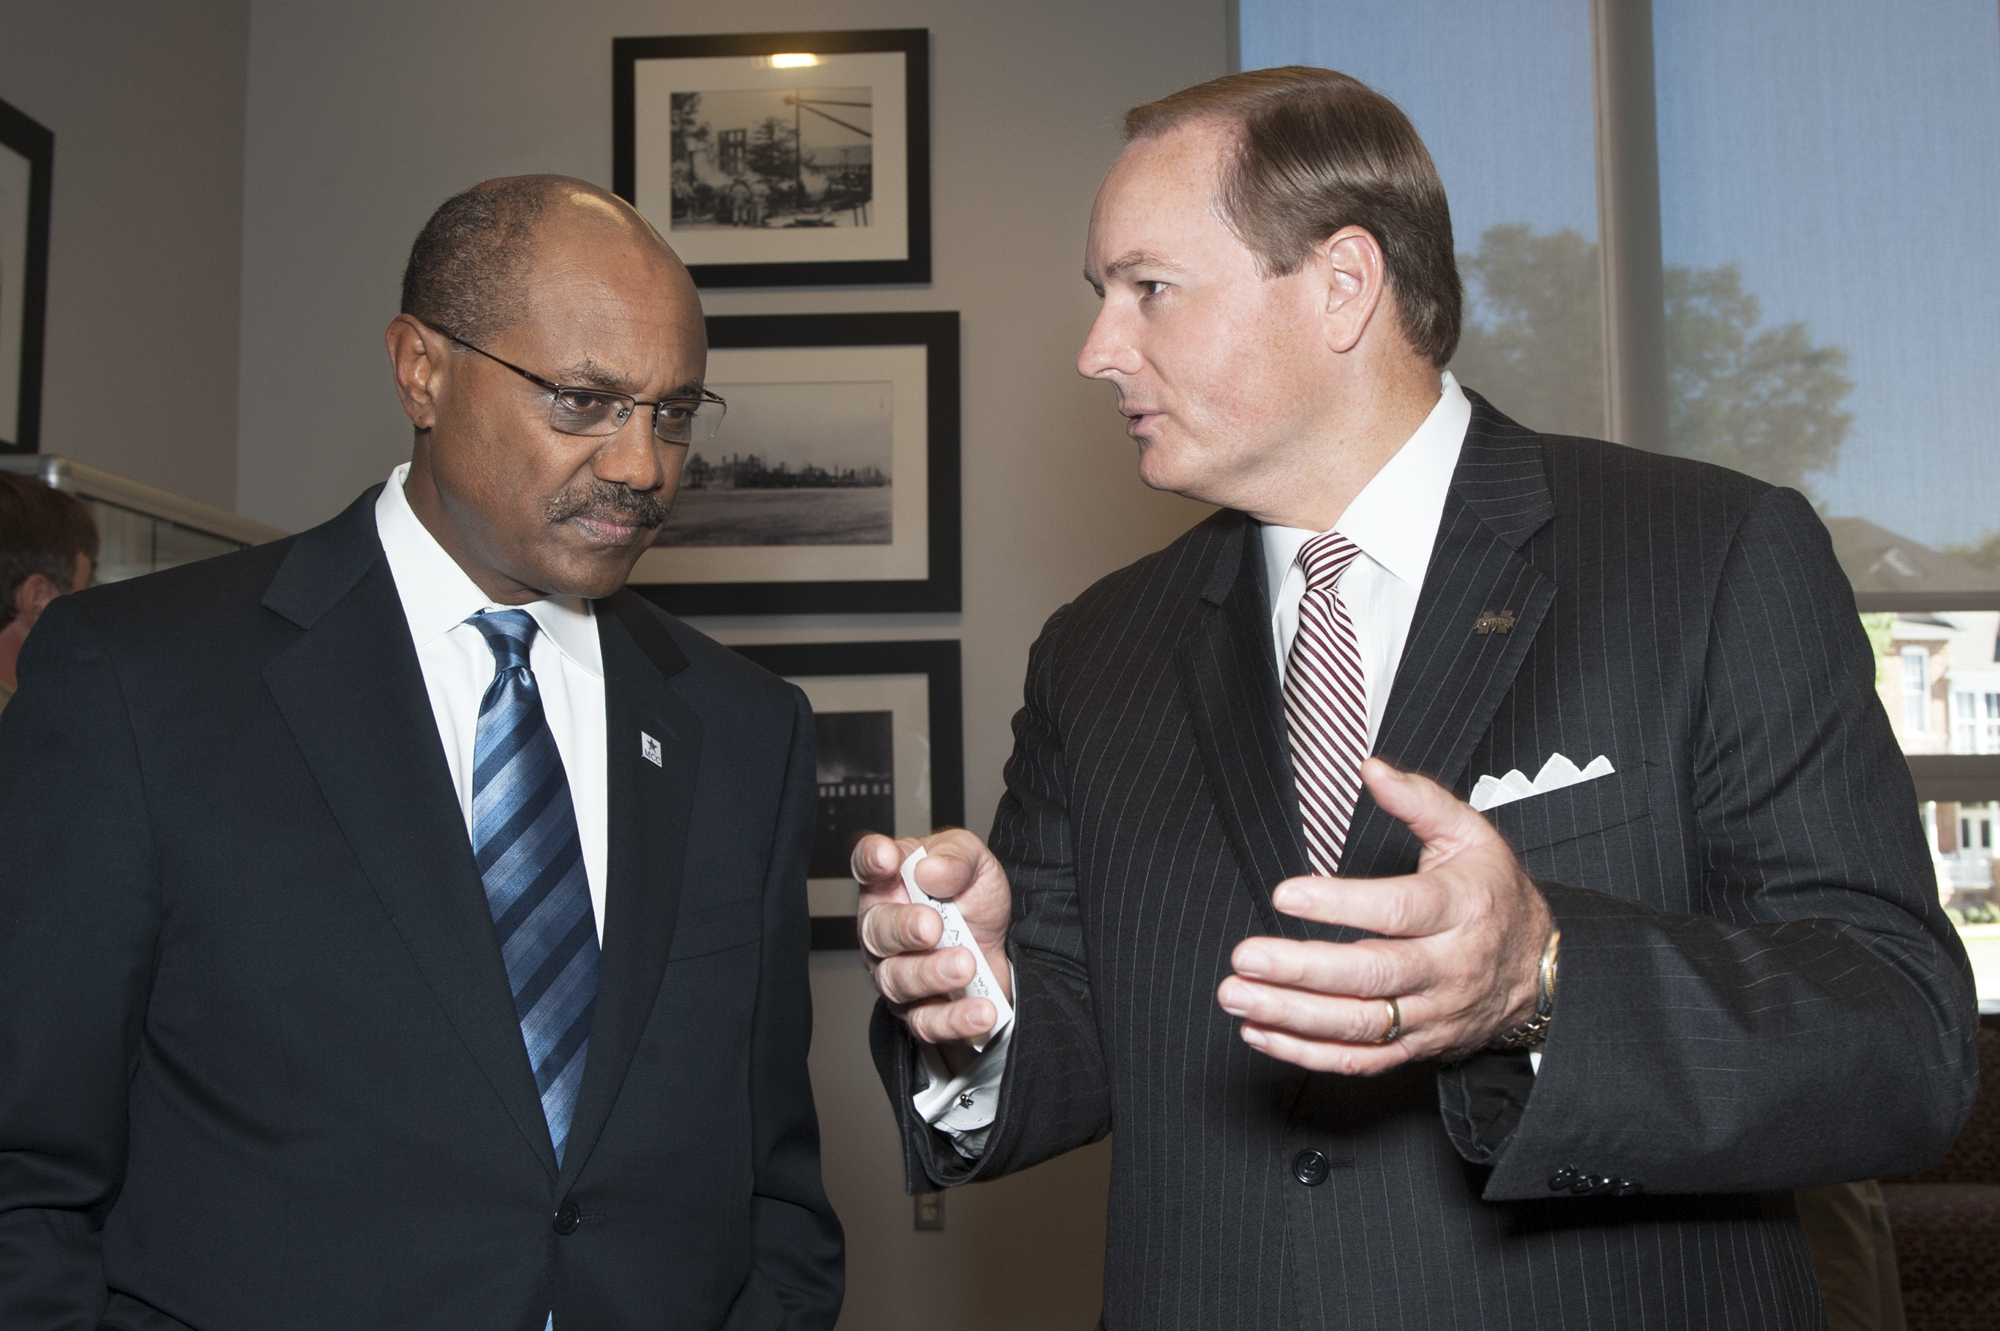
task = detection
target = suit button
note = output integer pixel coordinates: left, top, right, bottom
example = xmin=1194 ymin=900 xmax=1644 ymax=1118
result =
xmin=1293 ymin=1150 xmax=1330 ymax=1187
xmin=1613 ymin=1179 xmax=1642 ymax=1197
xmin=1549 ymin=1167 xmax=1578 ymax=1191
xmin=552 ymin=1201 xmax=581 ymax=1235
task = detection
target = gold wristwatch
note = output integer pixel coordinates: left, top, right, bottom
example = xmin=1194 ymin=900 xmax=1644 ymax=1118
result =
xmin=1489 ymin=927 xmax=1560 ymax=1052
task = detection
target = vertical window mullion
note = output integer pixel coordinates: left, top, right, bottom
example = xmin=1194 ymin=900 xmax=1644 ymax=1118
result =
xmin=1588 ymin=0 xmax=1671 ymax=455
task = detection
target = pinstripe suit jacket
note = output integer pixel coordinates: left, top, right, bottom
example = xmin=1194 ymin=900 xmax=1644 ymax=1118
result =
xmin=874 ymin=396 xmax=1977 ymax=1329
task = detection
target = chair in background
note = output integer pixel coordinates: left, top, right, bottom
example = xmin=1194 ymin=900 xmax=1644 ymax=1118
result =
xmin=1881 ymin=1023 xmax=2000 ymax=1329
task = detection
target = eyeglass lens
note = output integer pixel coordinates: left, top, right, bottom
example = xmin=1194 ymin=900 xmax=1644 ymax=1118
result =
xmin=548 ymin=388 xmax=724 ymax=445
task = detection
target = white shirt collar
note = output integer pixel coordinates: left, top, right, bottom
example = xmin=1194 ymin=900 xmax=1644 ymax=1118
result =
xmin=374 ymin=463 xmax=602 ymax=676
xmin=1262 ymin=370 xmax=1471 ymax=595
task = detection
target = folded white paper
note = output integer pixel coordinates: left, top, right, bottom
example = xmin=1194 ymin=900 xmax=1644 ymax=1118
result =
xmin=901 ymin=846 xmax=1014 ymax=1052
xmin=1469 ymin=752 xmax=1615 ymax=813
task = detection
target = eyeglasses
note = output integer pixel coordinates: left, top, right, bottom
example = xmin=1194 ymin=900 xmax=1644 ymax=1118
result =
xmin=434 ymin=327 xmax=726 ymax=445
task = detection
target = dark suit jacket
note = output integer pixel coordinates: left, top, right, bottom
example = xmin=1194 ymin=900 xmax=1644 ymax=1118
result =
xmin=0 ymin=488 xmax=842 ymax=1330
xmin=874 ymin=397 xmax=1977 ymax=1330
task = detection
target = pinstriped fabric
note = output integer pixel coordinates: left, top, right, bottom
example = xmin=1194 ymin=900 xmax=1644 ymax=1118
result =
xmin=1336 ymin=409 xmax=1556 ymax=883
xmin=874 ymin=394 xmax=1975 ymax=1329
xmin=469 ymin=610 xmax=597 ymax=1166
xmin=1285 ymin=532 xmax=1369 ymax=874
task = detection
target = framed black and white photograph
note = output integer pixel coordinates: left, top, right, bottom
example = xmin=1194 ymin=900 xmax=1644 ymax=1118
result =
xmin=630 ymin=310 xmax=960 ymax=615
xmin=612 ymin=29 xmax=930 ymax=287
xmin=728 ymin=640 xmax=963 ymax=950
xmin=0 ymin=97 xmax=52 ymax=455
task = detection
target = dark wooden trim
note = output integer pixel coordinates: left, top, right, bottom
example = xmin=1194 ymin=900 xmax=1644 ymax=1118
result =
xmin=0 ymin=96 xmax=54 ymax=454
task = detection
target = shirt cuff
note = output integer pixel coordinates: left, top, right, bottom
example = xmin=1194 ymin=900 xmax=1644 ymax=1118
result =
xmin=912 ymin=1023 xmax=1012 ymax=1160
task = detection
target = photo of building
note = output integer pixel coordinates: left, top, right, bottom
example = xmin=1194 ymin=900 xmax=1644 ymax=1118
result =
xmin=669 ymin=86 xmax=873 ymax=230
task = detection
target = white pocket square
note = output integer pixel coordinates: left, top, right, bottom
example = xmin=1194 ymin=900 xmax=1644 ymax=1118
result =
xmin=1470 ymin=753 xmax=1615 ymax=813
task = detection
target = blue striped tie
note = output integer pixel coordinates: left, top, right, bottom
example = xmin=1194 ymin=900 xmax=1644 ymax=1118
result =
xmin=469 ymin=609 xmax=598 ymax=1166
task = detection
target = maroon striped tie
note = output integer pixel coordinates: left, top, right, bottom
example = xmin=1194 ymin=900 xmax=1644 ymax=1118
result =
xmin=1284 ymin=532 xmax=1369 ymax=875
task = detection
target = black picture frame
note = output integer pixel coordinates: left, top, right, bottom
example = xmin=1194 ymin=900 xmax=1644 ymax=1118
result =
xmin=629 ymin=310 xmax=960 ymax=615
xmin=729 ymin=640 xmax=964 ymax=950
xmin=612 ymin=28 xmax=931 ymax=288
xmin=0 ymin=97 xmax=53 ymax=455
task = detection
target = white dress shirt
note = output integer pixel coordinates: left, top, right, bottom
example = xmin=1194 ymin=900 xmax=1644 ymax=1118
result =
xmin=374 ymin=464 xmax=609 ymax=942
xmin=917 ymin=374 xmax=1474 ymax=1154
xmin=1261 ymin=371 xmax=1470 ymax=745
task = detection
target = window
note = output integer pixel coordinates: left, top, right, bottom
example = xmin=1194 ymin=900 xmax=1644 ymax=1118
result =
xmin=1954 ymin=690 xmax=2000 ymax=756
xmin=1902 ymin=649 xmax=1930 ymax=734
xmin=1653 ymin=3 xmax=2000 ymax=581
xmin=717 ymin=127 xmax=746 ymax=176
xmin=1239 ymin=0 xmax=1603 ymax=436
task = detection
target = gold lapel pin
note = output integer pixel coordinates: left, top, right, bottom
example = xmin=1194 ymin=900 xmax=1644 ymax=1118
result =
xmin=1473 ymin=610 xmax=1517 ymax=636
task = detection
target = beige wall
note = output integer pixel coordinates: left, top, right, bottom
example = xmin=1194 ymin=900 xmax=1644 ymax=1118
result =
xmin=235 ymin=0 xmax=1223 ymax=831
xmin=0 ymin=0 xmax=248 ymax=510
xmin=234 ymin=1 xmax=1226 ymax=1326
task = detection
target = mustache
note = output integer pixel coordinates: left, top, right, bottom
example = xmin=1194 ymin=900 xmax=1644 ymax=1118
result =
xmin=545 ymin=479 xmax=669 ymax=531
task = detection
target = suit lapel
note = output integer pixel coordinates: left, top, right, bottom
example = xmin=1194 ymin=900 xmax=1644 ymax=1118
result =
xmin=555 ymin=590 xmax=701 ymax=1190
xmin=1175 ymin=515 xmax=1316 ymax=939
xmin=1176 ymin=397 xmax=1561 ymax=923
xmin=1338 ymin=397 xmax=1558 ymax=879
xmin=260 ymin=490 xmax=559 ymax=1178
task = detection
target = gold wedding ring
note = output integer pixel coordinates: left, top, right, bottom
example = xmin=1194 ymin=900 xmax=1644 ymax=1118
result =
xmin=1375 ymin=996 xmax=1402 ymax=1044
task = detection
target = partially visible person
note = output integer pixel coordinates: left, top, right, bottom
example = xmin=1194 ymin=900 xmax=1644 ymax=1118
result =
xmin=1797 ymin=1181 xmax=1907 ymax=1331
xmin=0 ymin=471 xmax=97 ymax=717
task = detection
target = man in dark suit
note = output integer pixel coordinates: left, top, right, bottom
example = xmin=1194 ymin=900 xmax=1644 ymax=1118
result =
xmin=856 ymin=68 xmax=1975 ymax=1328
xmin=0 ymin=176 xmax=842 ymax=1329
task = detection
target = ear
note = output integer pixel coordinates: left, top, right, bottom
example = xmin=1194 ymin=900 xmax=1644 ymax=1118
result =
xmin=14 ymin=573 xmax=61 ymax=625
xmin=1311 ymin=225 xmax=1391 ymax=356
xmin=386 ymin=314 xmax=450 ymax=432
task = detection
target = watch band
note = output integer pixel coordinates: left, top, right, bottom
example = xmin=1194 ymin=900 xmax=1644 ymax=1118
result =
xmin=1489 ymin=927 xmax=1560 ymax=1052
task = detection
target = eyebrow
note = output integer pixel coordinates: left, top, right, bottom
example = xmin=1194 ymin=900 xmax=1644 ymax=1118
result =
xmin=549 ymin=357 xmax=639 ymax=392
xmin=549 ymin=357 xmax=703 ymax=399
xmin=1093 ymin=250 xmax=1189 ymax=282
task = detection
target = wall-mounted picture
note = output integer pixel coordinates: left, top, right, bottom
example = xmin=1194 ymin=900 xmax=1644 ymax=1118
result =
xmin=613 ymin=29 xmax=930 ymax=287
xmin=0 ymin=97 xmax=53 ymax=454
xmin=729 ymin=640 xmax=963 ymax=950
xmin=630 ymin=310 xmax=960 ymax=615
xmin=665 ymin=378 xmax=892 ymax=548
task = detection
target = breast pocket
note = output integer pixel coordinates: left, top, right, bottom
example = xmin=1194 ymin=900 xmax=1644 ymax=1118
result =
xmin=1482 ymin=761 xmax=1653 ymax=856
xmin=667 ymin=895 xmax=762 ymax=961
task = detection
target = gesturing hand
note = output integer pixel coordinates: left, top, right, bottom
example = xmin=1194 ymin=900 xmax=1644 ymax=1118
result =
xmin=853 ymin=829 xmax=1016 ymax=1048
xmin=1216 ymin=757 xmax=1552 ymax=1075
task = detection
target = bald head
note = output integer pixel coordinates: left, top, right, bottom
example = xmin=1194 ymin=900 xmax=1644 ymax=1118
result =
xmin=399 ymin=174 xmax=685 ymax=345
xmin=387 ymin=174 xmax=709 ymax=604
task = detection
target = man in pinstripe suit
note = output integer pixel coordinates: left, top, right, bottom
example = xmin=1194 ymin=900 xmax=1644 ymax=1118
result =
xmin=857 ymin=68 xmax=1976 ymax=1328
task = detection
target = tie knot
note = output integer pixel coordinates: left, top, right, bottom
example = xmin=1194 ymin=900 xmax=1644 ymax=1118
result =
xmin=1297 ymin=531 xmax=1361 ymax=592
xmin=470 ymin=608 xmax=540 ymax=673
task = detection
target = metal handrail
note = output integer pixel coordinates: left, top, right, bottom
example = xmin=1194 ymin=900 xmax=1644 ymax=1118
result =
xmin=0 ymin=455 xmax=286 ymax=547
